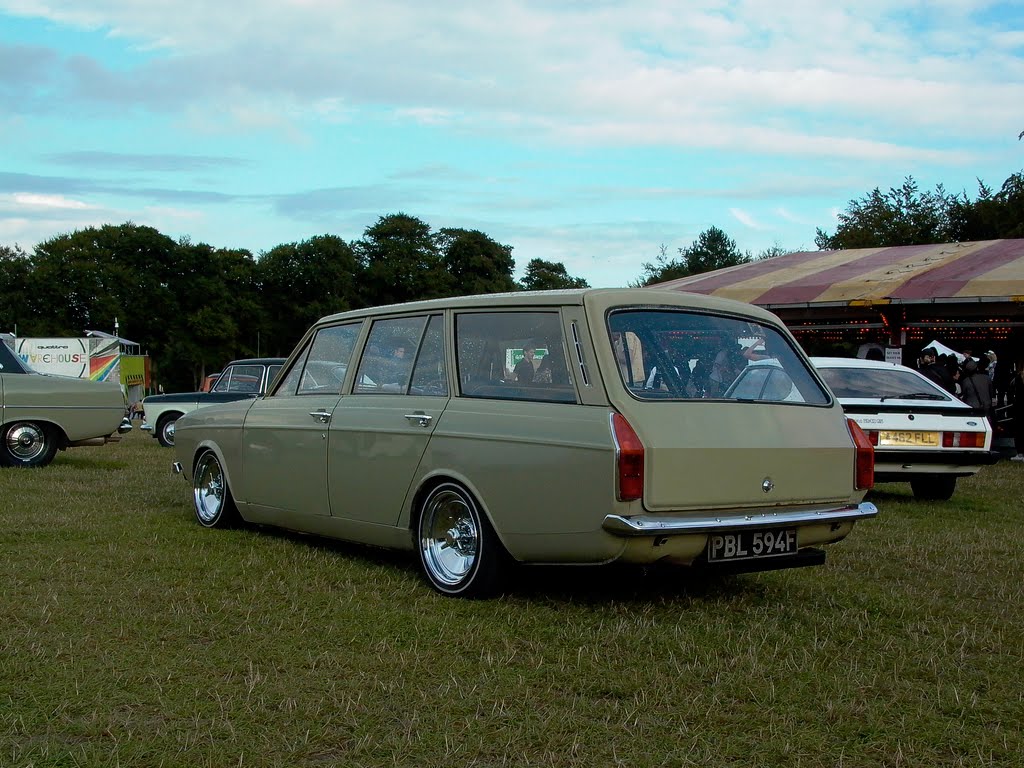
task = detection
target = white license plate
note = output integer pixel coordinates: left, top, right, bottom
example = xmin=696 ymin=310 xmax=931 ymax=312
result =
xmin=706 ymin=528 xmax=798 ymax=562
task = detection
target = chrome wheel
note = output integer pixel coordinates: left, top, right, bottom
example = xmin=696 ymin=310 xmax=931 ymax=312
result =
xmin=2 ymin=422 xmax=58 ymax=468
xmin=7 ymin=423 xmax=47 ymax=462
xmin=158 ymin=417 xmax=177 ymax=448
xmin=421 ymin=487 xmax=479 ymax=586
xmin=417 ymin=482 xmax=506 ymax=597
xmin=192 ymin=450 xmax=236 ymax=527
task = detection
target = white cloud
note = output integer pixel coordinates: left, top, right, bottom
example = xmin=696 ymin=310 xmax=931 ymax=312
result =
xmin=3 ymin=0 xmax=1020 ymax=159
xmin=774 ymin=207 xmax=807 ymax=225
xmin=7 ymin=193 xmax=97 ymax=210
xmin=2 ymin=0 xmax=1021 ymax=286
xmin=729 ymin=208 xmax=761 ymax=229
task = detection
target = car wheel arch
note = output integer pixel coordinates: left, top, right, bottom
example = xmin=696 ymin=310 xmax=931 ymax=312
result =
xmin=407 ymin=472 xmax=515 ymax=561
xmin=156 ymin=410 xmax=185 ymax=429
xmin=2 ymin=418 xmax=69 ymax=446
xmin=0 ymin=419 xmax=68 ymax=467
xmin=191 ymin=446 xmax=242 ymax=528
xmin=155 ymin=411 xmax=185 ymax=447
xmin=190 ymin=442 xmax=237 ymax=495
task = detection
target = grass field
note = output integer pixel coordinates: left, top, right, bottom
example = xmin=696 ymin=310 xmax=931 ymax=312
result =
xmin=2 ymin=429 xmax=1022 ymax=767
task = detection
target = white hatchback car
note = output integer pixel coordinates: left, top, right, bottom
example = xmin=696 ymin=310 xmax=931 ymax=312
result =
xmin=812 ymin=357 xmax=998 ymax=500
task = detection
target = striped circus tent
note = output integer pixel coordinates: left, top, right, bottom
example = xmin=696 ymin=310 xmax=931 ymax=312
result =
xmin=654 ymin=239 xmax=1024 ymax=355
xmin=655 ymin=240 xmax=1024 ymax=306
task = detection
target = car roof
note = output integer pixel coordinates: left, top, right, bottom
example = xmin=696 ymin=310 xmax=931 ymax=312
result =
xmin=313 ymin=288 xmax=786 ymax=326
xmin=224 ymin=357 xmax=287 ymax=366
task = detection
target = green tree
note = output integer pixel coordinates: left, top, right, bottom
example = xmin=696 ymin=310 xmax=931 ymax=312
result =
xmin=635 ymin=227 xmax=751 ymax=286
xmin=755 ymin=243 xmax=792 ymax=260
xmin=680 ymin=226 xmax=750 ymax=275
xmin=816 ymin=172 xmax=1024 ymax=249
xmin=163 ymin=241 xmax=260 ymax=389
xmin=946 ymin=172 xmax=1024 ymax=241
xmin=518 ymin=258 xmax=589 ymax=290
xmin=435 ymin=228 xmax=516 ymax=296
xmin=633 ymin=244 xmax=689 ymax=286
xmin=28 ymin=223 xmax=182 ymax=342
xmin=0 ymin=244 xmax=34 ymax=334
xmin=256 ymin=235 xmax=363 ymax=356
xmin=815 ymin=177 xmax=954 ymax=249
xmin=355 ymin=214 xmax=448 ymax=305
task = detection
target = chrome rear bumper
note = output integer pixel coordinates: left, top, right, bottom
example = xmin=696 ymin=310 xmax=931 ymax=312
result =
xmin=603 ymin=501 xmax=878 ymax=536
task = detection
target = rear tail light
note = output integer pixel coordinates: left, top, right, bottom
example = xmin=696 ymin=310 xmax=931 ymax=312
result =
xmin=846 ymin=418 xmax=875 ymax=490
xmin=611 ymin=413 xmax=644 ymax=502
xmin=942 ymin=432 xmax=985 ymax=448
xmin=866 ymin=430 xmax=879 ymax=446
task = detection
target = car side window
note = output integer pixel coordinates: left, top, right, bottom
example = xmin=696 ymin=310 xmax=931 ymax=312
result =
xmin=212 ymin=364 xmax=264 ymax=394
xmin=210 ymin=367 xmax=233 ymax=393
xmin=455 ymin=311 xmax=575 ymax=403
xmin=409 ymin=315 xmax=448 ymax=396
xmin=266 ymin=365 xmax=283 ymax=390
xmin=273 ymin=322 xmax=362 ymax=397
xmin=354 ymin=316 xmax=428 ymax=394
xmin=275 ymin=347 xmax=311 ymax=397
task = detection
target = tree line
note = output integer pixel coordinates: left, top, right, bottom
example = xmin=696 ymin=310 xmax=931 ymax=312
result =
xmin=2 ymin=166 xmax=1021 ymax=390
xmin=635 ymin=169 xmax=1024 ymax=285
xmin=0 ymin=213 xmax=587 ymax=391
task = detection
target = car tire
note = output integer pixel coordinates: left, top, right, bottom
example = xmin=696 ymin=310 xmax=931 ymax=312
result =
xmin=192 ymin=449 xmax=240 ymax=528
xmin=156 ymin=414 xmax=179 ymax=448
xmin=1 ymin=421 xmax=60 ymax=468
xmin=417 ymin=482 xmax=508 ymax=598
xmin=910 ymin=475 xmax=957 ymax=501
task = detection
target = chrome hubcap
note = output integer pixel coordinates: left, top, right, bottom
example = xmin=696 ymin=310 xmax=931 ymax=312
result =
xmin=420 ymin=488 xmax=479 ymax=586
xmin=6 ymin=423 xmax=46 ymax=461
xmin=162 ymin=420 xmax=176 ymax=445
xmin=193 ymin=454 xmax=225 ymax=524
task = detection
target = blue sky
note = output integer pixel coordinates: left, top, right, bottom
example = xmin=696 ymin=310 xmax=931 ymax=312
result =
xmin=1 ymin=1 xmax=1022 ymax=288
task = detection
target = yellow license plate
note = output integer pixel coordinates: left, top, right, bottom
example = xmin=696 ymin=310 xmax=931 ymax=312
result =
xmin=878 ymin=430 xmax=939 ymax=447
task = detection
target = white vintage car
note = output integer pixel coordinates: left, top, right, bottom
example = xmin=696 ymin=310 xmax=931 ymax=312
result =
xmin=140 ymin=358 xmax=285 ymax=447
xmin=812 ymin=357 xmax=999 ymax=500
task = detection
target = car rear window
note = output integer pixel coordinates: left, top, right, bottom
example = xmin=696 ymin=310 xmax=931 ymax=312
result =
xmin=817 ymin=366 xmax=954 ymax=401
xmin=0 ymin=342 xmax=31 ymax=373
xmin=607 ymin=309 xmax=829 ymax=405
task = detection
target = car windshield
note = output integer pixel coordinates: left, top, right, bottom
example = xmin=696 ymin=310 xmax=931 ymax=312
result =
xmin=816 ymin=365 xmax=954 ymax=401
xmin=0 ymin=341 xmax=33 ymax=373
xmin=607 ymin=309 xmax=829 ymax=404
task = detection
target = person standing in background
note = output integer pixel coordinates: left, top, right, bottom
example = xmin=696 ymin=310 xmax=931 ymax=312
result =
xmin=1009 ymin=359 xmax=1024 ymax=462
xmin=959 ymin=356 xmax=993 ymax=420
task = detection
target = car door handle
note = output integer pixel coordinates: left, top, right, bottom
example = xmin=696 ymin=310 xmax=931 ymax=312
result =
xmin=309 ymin=410 xmax=332 ymax=424
xmin=404 ymin=413 xmax=432 ymax=428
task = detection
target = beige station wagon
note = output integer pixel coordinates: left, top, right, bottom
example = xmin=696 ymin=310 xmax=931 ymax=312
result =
xmin=173 ymin=289 xmax=877 ymax=597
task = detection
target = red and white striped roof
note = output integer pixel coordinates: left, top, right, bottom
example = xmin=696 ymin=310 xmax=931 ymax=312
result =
xmin=655 ymin=240 xmax=1024 ymax=307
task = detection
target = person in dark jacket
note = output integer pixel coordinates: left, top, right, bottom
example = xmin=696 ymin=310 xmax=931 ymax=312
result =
xmin=1009 ymin=359 xmax=1024 ymax=462
xmin=918 ymin=347 xmax=956 ymax=394
xmin=959 ymin=357 xmax=993 ymax=417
